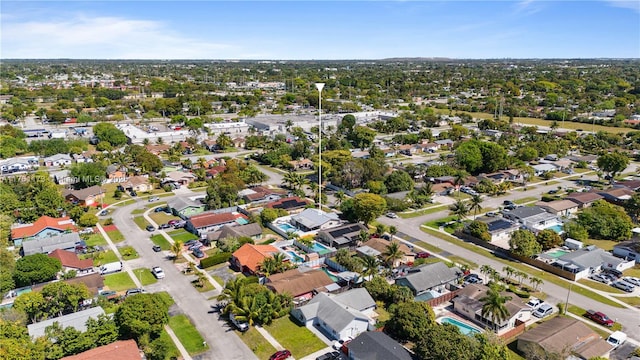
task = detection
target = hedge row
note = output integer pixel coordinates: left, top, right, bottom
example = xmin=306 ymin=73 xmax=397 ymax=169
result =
xmin=199 ymin=252 xmax=231 ymax=268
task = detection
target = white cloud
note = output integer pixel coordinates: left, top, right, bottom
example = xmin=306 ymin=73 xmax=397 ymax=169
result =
xmin=605 ymin=0 xmax=640 ymax=12
xmin=1 ymin=14 xmax=238 ymax=59
xmin=513 ymin=0 xmax=544 ymax=15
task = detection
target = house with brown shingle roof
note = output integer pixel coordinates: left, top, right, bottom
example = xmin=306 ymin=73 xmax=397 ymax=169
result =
xmin=288 ymin=158 xmax=314 ymax=170
xmin=231 ymin=243 xmax=279 ymax=274
xmin=186 ymin=211 xmax=249 ymax=236
xmin=517 ymin=317 xmax=613 ymax=360
xmin=61 ymin=339 xmax=141 ymax=360
xmin=265 ymin=196 xmax=310 ymax=214
xmin=265 ymin=268 xmax=335 ymax=300
xmin=63 ymin=186 xmax=105 ymax=207
xmin=356 ymin=238 xmax=414 ymax=267
xmin=565 ymin=192 xmax=604 ymax=209
xmin=536 ymin=199 xmax=579 ymax=217
xmin=145 ymin=144 xmax=171 ymax=155
xmin=614 ymin=179 xmax=640 ymax=191
xmin=32 ymin=273 xmax=105 ymax=296
xmin=11 ymin=216 xmax=77 ymax=241
xmin=122 ymin=176 xmax=152 ymax=192
xmin=240 ymin=186 xmax=286 ymax=204
xmin=48 ymin=249 xmax=94 ymax=274
xmin=596 ymin=188 xmax=634 ymax=205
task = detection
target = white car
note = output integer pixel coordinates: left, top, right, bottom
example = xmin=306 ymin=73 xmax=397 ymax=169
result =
xmin=148 ymin=196 xmax=160 ymax=202
xmin=622 ymin=276 xmax=640 ymax=286
xmin=533 ymin=303 xmax=553 ymax=318
xmin=526 ymin=298 xmax=543 ymax=309
xmin=589 ymin=273 xmax=610 ymax=284
xmin=152 ymin=266 xmax=165 ymax=279
xmin=386 ymin=212 xmax=398 ymax=219
xmin=612 ymin=281 xmax=635 ymax=293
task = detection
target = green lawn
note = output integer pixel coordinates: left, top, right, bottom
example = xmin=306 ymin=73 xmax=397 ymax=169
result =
xmin=263 ymin=316 xmax=326 ymax=359
xmin=168 ymin=314 xmax=208 ymax=355
xmin=567 ymin=305 xmax=622 ymax=333
xmin=577 ymin=279 xmax=625 ymax=294
xmin=150 ymin=212 xmax=180 ymax=225
xmin=158 ymin=329 xmax=180 ymax=359
xmin=192 ymin=278 xmax=215 ymax=292
xmin=169 ymin=230 xmax=198 ymax=243
xmin=237 ymin=327 xmax=277 ymax=360
xmin=131 ymin=208 xmax=146 ymax=215
xmin=624 ymin=265 xmax=640 ymax=278
xmin=448 ymin=255 xmax=478 ymax=269
xmin=151 ymin=234 xmax=173 ymax=250
xmin=88 ymin=250 xmax=119 ymax=266
xmin=107 ymin=229 xmax=125 ymax=243
xmin=134 ymin=268 xmax=158 ymax=286
xmin=613 ymin=295 xmax=640 ymax=306
xmin=156 ymin=291 xmax=176 ymax=306
xmin=419 ymin=227 xmax=625 ymax=308
xmin=398 ymin=205 xmax=447 ymax=219
xmin=120 ymin=245 xmax=139 ymax=260
xmin=425 ymin=215 xmax=459 ymax=229
xmin=104 ymin=272 xmax=136 ymax=292
xmin=84 ymin=233 xmax=107 ymax=247
xmin=133 ymin=216 xmax=151 ymax=230
xmin=101 ymin=183 xmax=120 ymax=205
xmin=513 ymin=197 xmax=539 ymax=205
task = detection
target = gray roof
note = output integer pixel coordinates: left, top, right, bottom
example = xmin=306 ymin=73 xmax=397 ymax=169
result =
xmin=297 ymin=292 xmax=369 ymax=335
xmin=43 ymin=153 xmax=72 ymax=162
xmin=292 ymin=209 xmax=339 ymax=229
xmin=558 ymin=246 xmax=622 ymax=269
xmin=504 ymin=206 xmax=548 ymax=220
xmin=347 ymin=331 xmax=413 ymax=360
xmin=28 ymin=306 xmax=105 ymax=338
xmin=356 ymin=245 xmax=381 ymax=257
xmin=167 ymin=197 xmax=201 ymax=211
xmin=207 ymin=223 xmax=262 ymax=241
xmin=333 ymin=288 xmax=376 ymax=312
xmin=395 ymin=262 xmax=462 ymax=294
xmin=22 ymin=232 xmax=81 ymax=256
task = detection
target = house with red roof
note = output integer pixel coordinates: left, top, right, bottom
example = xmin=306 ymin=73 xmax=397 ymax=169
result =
xmin=48 ymin=249 xmax=94 ymax=274
xmin=11 ymin=216 xmax=77 ymax=242
xmin=231 ymin=243 xmax=280 ymax=274
xmin=186 ymin=211 xmax=249 ymax=237
xmin=61 ymin=340 xmax=141 ymax=360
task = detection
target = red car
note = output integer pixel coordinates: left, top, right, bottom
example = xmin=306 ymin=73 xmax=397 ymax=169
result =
xmin=416 ymin=252 xmax=430 ymax=259
xmin=269 ymin=350 xmax=291 ymax=360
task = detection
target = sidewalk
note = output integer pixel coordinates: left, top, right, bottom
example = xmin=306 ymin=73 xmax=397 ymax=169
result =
xmin=254 ymin=324 xmax=284 ymax=351
xmin=164 ymin=325 xmax=193 ymax=360
xmin=95 ymin=223 xmax=142 ymax=289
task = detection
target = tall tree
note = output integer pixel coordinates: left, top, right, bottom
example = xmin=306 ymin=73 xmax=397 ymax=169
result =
xmin=352 ymin=193 xmax=387 ymax=225
xmin=509 ymin=229 xmax=542 ymax=257
xmin=479 ymin=285 xmax=512 ymax=330
xmin=450 ymin=199 xmax=469 ymax=222
xmin=357 ymin=255 xmax=379 ymax=279
xmin=383 ymin=241 xmax=404 ymax=268
xmin=469 ymin=194 xmax=483 ymax=219
xmin=597 ymin=151 xmax=629 ymax=183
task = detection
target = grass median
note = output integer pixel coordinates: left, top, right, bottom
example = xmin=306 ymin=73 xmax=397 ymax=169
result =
xmin=263 ymin=316 xmax=326 ymax=359
xmin=398 ymin=205 xmax=447 ymax=219
xmin=169 ymin=314 xmax=208 ymax=355
xmin=236 ymin=327 xmax=277 ymax=360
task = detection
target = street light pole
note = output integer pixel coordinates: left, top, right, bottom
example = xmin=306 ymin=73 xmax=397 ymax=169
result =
xmin=315 ymin=83 xmax=325 ymax=212
xmin=564 ymin=280 xmax=574 ymax=314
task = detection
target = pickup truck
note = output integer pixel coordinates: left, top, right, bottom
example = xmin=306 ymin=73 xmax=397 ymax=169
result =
xmin=585 ymin=310 xmax=614 ymax=327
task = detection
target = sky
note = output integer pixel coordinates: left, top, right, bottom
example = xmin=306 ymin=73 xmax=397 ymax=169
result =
xmin=1 ymin=1 xmax=639 ymax=59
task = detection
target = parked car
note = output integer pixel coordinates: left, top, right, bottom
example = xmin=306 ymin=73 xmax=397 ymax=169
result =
xmin=168 ymin=219 xmax=180 ymax=226
xmin=152 ymin=266 xmax=165 ymax=279
xmin=533 ymin=303 xmax=553 ymax=318
xmin=332 ymin=338 xmax=351 ymax=350
xmin=130 ymin=190 xmax=137 ymax=197
xmin=585 ymin=310 xmax=614 ymax=327
xmin=416 ymin=251 xmax=430 ymax=259
xmin=504 ymin=204 xmax=517 ymax=210
xmin=589 ymin=273 xmax=610 ymax=284
xmin=612 ymin=281 xmax=635 ymax=293
xmin=463 ymin=273 xmax=482 ymax=285
xmin=386 ymin=212 xmax=398 ymax=219
xmin=146 ymin=225 xmax=156 ymax=232
xmin=269 ymin=350 xmax=292 ymax=360
xmin=622 ymin=276 xmax=640 ymax=286
xmin=152 ymin=245 xmax=162 ymax=252
xmin=606 ymin=331 xmax=627 ymax=349
xmin=173 ymin=221 xmax=186 ymax=229
xmin=485 ymin=212 xmax=497 ymax=217
xmin=154 ymin=207 xmax=167 ymax=213
xmin=548 ymin=189 xmax=558 ymax=194
xmin=503 ymin=200 xmax=515 ymax=206
xmin=316 ymin=351 xmax=341 ymax=360
xmin=192 ymin=248 xmax=205 ymax=258
xmin=99 ymin=209 xmax=109 ymax=216
xmin=603 ymin=269 xmax=623 ymax=279
xmin=189 ymin=243 xmax=204 ymax=251
xmin=230 ymin=313 xmax=249 ymax=332
xmin=526 ymin=298 xmax=543 ymax=309
xmin=79 ymin=228 xmax=94 ymax=235
xmin=159 ymin=223 xmax=171 ymax=229
xmin=184 ymin=239 xmax=200 ymax=247
xmin=125 ymin=288 xmax=147 ymax=296
xmin=148 ymin=196 xmax=160 ymax=202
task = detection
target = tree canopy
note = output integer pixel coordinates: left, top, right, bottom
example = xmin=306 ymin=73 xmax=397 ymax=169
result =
xmin=576 ymin=200 xmax=633 ymax=241
xmin=509 ymin=229 xmax=542 ymax=257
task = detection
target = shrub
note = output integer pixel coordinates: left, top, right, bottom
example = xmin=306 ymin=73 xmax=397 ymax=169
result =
xmin=199 ymin=252 xmax=231 ymax=268
xmin=104 ymin=218 xmax=114 ymax=225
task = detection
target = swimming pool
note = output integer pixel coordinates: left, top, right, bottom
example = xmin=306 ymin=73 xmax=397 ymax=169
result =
xmin=310 ymin=242 xmax=331 ymax=255
xmin=547 ymin=224 xmax=564 ymax=234
xmin=438 ymin=316 xmax=482 ymax=336
xmin=546 ymin=249 xmax=569 ymax=258
xmin=287 ymin=251 xmax=304 ymax=263
xmin=277 ymin=223 xmax=297 ymax=233
xmin=322 ymin=268 xmax=340 ymax=282
xmin=236 ymin=218 xmax=249 ymax=225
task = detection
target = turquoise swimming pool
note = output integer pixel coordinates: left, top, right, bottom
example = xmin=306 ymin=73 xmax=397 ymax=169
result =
xmin=546 ymin=249 xmax=569 ymax=258
xmin=277 ymin=223 xmax=297 ymax=233
xmin=439 ymin=316 xmax=482 ymax=336
xmin=287 ymin=251 xmax=304 ymax=263
xmin=310 ymin=242 xmax=331 ymax=255
xmin=547 ymin=224 xmax=564 ymax=234
xmin=322 ymin=268 xmax=340 ymax=282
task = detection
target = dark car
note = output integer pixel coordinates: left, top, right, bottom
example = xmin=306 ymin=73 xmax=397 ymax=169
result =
xmin=316 ymin=351 xmax=341 ymax=360
xmin=152 ymin=245 xmax=162 ymax=252
xmin=146 ymin=225 xmax=155 ymax=232
xmin=184 ymin=239 xmax=200 ymax=247
xmin=503 ymin=200 xmax=515 ymax=206
xmin=192 ymin=248 xmax=205 ymax=258
xmin=130 ymin=190 xmax=138 ymax=197
xmin=270 ymin=350 xmax=291 ymax=360
xmin=159 ymin=223 xmax=171 ymax=229
xmin=154 ymin=207 xmax=167 ymax=213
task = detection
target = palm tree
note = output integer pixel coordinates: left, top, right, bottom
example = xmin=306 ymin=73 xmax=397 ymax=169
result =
xmin=450 ymin=199 xmax=469 ymax=222
xmin=197 ymin=157 xmax=208 ymax=169
xmin=383 ymin=241 xmax=404 ymax=268
xmin=260 ymin=257 xmax=278 ymax=277
xmin=519 ymin=165 xmax=534 ymax=188
xmin=375 ymin=223 xmax=387 ymax=236
xmin=480 ymin=264 xmax=493 ymax=283
xmin=357 ymin=255 xmax=379 ymax=279
xmin=228 ymin=296 xmax=261 ymax=326
xmin=515 ymin=270 xmax=527 ymax=286
xmin=388 ymin=226 xmax=397 ymax=236
xmin=469 ymin=194 xmax=483 ymax=219
xmin=217 ymin=277 xmax=245 ymax=306
xmin=171 ymin=241 xmax=183 ymax=262
xmin=502 ymin=266 xmax=515 ymax=283
xmin=358 ymin=230 xmax=371 ymax=244
xmin=335 ymin=190 xmax=346 ymax=206
xmin=479 ymin=286 xmax=512 ymax=331
xmin=454 ymin=171 xmax=467 ymax=196
xmin=282 ymin=171 xmax=297 ymax=190
xmin=529 ymin=277 xmax=543 ymax=292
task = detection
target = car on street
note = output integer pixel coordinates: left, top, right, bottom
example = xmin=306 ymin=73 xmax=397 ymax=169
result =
xmin=148 ymin=196 xmax=160 ymax=202
xmin=125 ymin=288 xmax=147 ymax=296
xmin=585 ymin=310 xmax=614 ymax=327
xmin=590 ymin=273 xmax=610 ymax=284
xmin=152 ymin=266 xmax=165 ymax=279
xmin=316 ymin=351 xmax=341 ymax=360
xmin=503 ymin=200 xmax=515 ymax=206
xmin=548 ymin=189 xmax=558 ymax=194
xmin=152 ymin=245 xmax=162 ymax=252
xmin=154 ymin=207 xmax=167 ymax=213
xmin=146 ymin=225 xmax=156 ymax=232
xmin=99 ymin=209 xmax=109 ymax=216
xmin=332 ymin=338 xmax=352 ymax=350
xmin=416 ymin=251 xmax=430 ymax=258
xmin=168 ymin=219 xmax=180 ymax=225
xmin=612 ymin=281 xmax=635 ymax=293
xmin=269 ymin=350 xmax=292 ymax=360
xmin=533 ymin=303 xmax=553 ymax=318
xmin=485 ymin=212 xmax=497 ymax=217
xmin=192 ymin=248 xmax=205 ymax=258
xmin=622 ymin=276 xmax=640 ymax=286
xmin=159 ymin=223 xmax=171 ymax=229
xmin=526 ymin=298 xmax=543 ymax=309
xmin=386 ymin=212 xmax=398 ymax=219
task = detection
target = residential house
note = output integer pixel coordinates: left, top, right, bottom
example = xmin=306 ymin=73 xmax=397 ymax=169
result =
xmin=356 ymin=238 xmax=413 ymax=267
xmin=145 ymin=144 xmax=171 ymax=155
xmin=502 ymin=206 xmax=560 ymax=233
xmin=42 ymin=154 xmax=72 ymax=167
xmin=291 ymin=209 xmax=341 ymax=232
xmin=207 ymin=223 xmax=263 ymax=244
xmin=532 ymin=163 xmax=557 ymax=176
xmin=291 ymin=289 xmax=376 ymax=341
xmin=517 ymin=317 xmax=613 ymax=360
xmin=230 ymin=243 xmax=279 ymax=274
xmin=613 ymin=240 xmax=640 ymax=263
xmin=471 ymin=217 xmax=520 ymax=244
xmin=346 ymin=331 xmax=413 ymax=360
xmin=265 ymin=196 xmax=310 ymax=214
xmin=351 ymin=150 xmax=370 ymax=159
xmin=431 ymin=182 xmax=453 ymax=196
xmin=165 ymin=171 xmax=196 ymax=186
xmin=32 ymin=273 xmax=104 ymax=296
xmin=122 ymin=176 xmax=153 ymax=193
xmin=28 ymin=307 xmax=105 ymax=338
xmin=597 ymin=188 xmax=635 ymax=204
xmin=72 ymin=152 xmax=94 ymax=164
xmin=51 ymin=169 xmax=76 ymax=185
xmin=432 ymin=176 xmax=455 ymax=185
xmin=202 ymin=139 xmax=218 ymax=152
xmin=418 ymin=142 xmax=440 ymax=153
xmin=614 ymin=179 xmax=640 ymax=191
xmin=317 ymin=223 xmax=369 ymax=249
xmin=265 ymin=268 xmax=335 ymax=301
xmin=21 ymin=232 xmax=83 ymax=256
xmin=106 ymin=165 xmax=127 ymax=181
xmin=167 ymin=197 xmax=206 ymax=219
xmin=186 ymin=211 xmax=249 ymax=236
xmin=205 ymin=165 xmax=227 ymax=178
xmin=0 ymin=156 xmax=39 ymax=173
xmin=453 ymin=284 xmax=531 ymax=333
xmin=61 ymin=340 xmax=142 ymax=360
xmin=565 ymin=192 xmax=604 ymax=209
xmin=288 ymin=158 xmax=314 ymax=170
xmin=11 ymin=215 xmax=77 ymax=242
xmin=536 ymin=200 xmax=579 ymax=217
xmin=551 ymin=245 xmax=634 ymax=278
xmin=395 ymin=262 xmax=463 ymax=301
xmin=48 ymin=249 xmax=94 ymax=274
xmin=63 ymin=186 xmax=105 ymax=207
xmin=232 ymin=137 xmax=246 ymax=148
xmin=435 ymin=139 xmax=454 ymax=148
xmin=239 ymin=186 xmax=285 ymax=204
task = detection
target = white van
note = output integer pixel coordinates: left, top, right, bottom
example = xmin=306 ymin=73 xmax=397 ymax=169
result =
xmin=99 ymin=261 xmax=123 ymax=275
xmin=606 ymin=331 xmax=627 ymax=349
